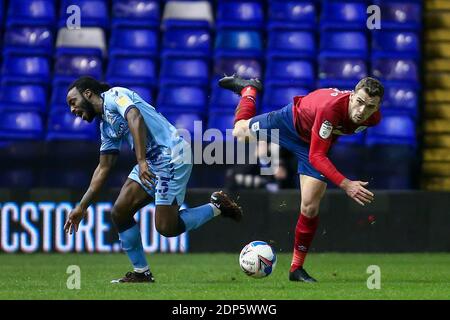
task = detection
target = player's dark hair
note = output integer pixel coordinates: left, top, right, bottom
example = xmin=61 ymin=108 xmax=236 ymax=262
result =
xmin=68 ymin=76 xmax=111 ymax=96
xmin=355 ymin=77 xmax=384 ymax=99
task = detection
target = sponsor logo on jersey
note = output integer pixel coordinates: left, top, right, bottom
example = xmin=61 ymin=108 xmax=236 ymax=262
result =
xmin=115 ymin=95 xmax=130 ymax=108
xmin=251 ymin=121 xmax=260 ymax=132
xmin=319 ymin=120 xmax=333 ymax=139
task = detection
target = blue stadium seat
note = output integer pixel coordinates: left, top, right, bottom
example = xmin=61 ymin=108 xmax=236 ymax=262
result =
xmin=0 ymin=0 xmax=4 ymax=25
xmin=0 ymin=111 xmax=44 ymax=140
xmin=365 ymin=144 xmax=417 ymax=189
xmin=102 ymin=80 xmax=154 ymax=105
xmin=157 ymin=86 xmax=208 ymax=113
xmin=106 ymin=56 xmax=157 ymax=87
xmin=374 ymin=1 xmax=422 ymax=30
xmin=46 ymin=108 xmax=98 ymax=141
xmin=162 ymin=0 xmax=213 ymax=31
xmin=164 ymin=112 xmax=204 ymax=137
xmin=366 ymin=113 xmax=416 ymax=147
xmin=213 ymin=58 xmax=262 ymax=81
xmin=162 ymin=28 xmax=211 ymax=58
xmin=3 ymin=26 xmax=54 ymax=57
xmin=0 ymin=84 xmax=47 ymax=113
xmin=320 ymin=1 xmax=367 ymax=30
xmin=382 ymin=85 xmax=418 ymax=119
xmin=372 ymin=31 xmax=420 ymax=60
xmin=267 ymin=30 xmax=315 ymax=59
xmin=50 ymin=80 xmax=72 ymax=106
xmin=262 ymin=84 xmax=309 ymax=113
xmin=6 ymin=0 xmax=56 ymax=27
xmin=318 ymin=58 xmax=368 ymax=89
xmin=215 ymin=30 xmax=263 ymax=59
xmin=265 ymin=58 xmax=315 ymax=88
xmin=163 ymin=19 xmax=211 ymax=32
xmin=160 ymin=57 xmax=209 ymax=86
xmin=209 ymin=81 xmax=241 ymax=112
xmin=1 ymin=55 xmax=50 ymax=86
xmin=54 ymin=53 xmax=103 ymax=84
xmin=109 ymin=27 xmax=158 ymax=58
xmin=372 ymin=58 xmax=419 ymax=86
xmin=128 ymin=86 xmax=154 ymax=105
xmin=268 ymin=1 xmax=317 ymax=31
xmin=55 ymin=28 xmax=106 ymax=59
xmin=207 ymin=111 xmax=235 ymax=137
xmin=112 ymin=0 xmax=160 ymax=28
xmin=216 ymin=1 xmax=264 ymax=30
xmin=59 ymin=0 xmax=109 ymax=29
xmin=55 ymin=46 xmax=103 ymax=62
xmin=319 ymin=31 xmax=368 ymax=59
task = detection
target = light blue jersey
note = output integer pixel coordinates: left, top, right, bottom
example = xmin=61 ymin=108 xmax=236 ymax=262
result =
xmin=100 ymin=87 xmax=192 ymax=206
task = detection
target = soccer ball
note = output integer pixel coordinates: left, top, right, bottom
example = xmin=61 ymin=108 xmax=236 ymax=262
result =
xmin=239 ymin=241 xmax=277 ymax=278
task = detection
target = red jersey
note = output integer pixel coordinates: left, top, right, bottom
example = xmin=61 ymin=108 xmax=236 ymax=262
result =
xmin=292 ymin=88 xmax=381 ymax=186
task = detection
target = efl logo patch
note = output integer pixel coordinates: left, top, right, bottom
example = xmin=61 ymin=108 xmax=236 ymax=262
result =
xmin=115 ymin=96 xmax=129 ymax=108
xmin=319 ymin=120 xmax=333 ymax=139
xmin=251 ymin=121 xmax=260 ymax=132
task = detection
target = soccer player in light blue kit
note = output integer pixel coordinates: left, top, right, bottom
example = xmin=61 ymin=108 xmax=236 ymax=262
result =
xmin=63 ymin=76 xmax=242 ymax=283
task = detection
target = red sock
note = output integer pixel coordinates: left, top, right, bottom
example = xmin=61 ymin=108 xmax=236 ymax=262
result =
xmin=234 ymin=86 xmax=258 ymax=124
xmin=290 ymin=213 xmax=319 ymax=272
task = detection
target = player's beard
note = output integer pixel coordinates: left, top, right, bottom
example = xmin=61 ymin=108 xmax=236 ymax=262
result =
xmin=80 ymin=96 xmax=97 ymax=123
xmin=350 ymin=107 xmax=364 ymax=124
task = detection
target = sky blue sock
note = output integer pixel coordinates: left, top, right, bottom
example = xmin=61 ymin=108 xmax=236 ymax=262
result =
xmin=179 ymin=204 xmax=216 ymax=232
xmin=119 ymin=223 xmax=149 ymax=272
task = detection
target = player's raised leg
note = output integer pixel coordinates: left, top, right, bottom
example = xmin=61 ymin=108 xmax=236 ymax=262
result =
xmin=218 ymin=74 xmax=262 ymax=141
xmin=289 ymin=175 xmax=327 ymax=283
xmin=110 ymin=178 xmax=154 ymax=283
xmin=154 ymin=190 xmax=243 ymax=237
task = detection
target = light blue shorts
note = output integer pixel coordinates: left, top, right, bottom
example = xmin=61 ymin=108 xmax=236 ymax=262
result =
xmin=128 ymin=160 xmax=193 ymax=206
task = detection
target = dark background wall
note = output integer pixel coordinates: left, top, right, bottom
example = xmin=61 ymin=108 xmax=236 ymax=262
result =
xmin=187 ymin=190 xmax=450 ymax=253
xmin=0 ymin=188 xmax=449 ymax=253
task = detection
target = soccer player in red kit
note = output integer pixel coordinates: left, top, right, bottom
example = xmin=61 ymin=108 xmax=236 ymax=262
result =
xmin=219 ymin=75 xmax=384 ymax=282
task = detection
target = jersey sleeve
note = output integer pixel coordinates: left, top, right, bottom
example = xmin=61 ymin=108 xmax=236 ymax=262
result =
xmin=99 ymin=122 xmax=122 ymax=155
xmin=109 ymin=89 xmax=137 ymax=120
xmin=308 ymin=107 xmax=347 ymax=186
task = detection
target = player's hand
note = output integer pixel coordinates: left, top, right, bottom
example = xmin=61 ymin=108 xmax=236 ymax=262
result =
xmin=341 ymin=179 xmax=374 ymax=206
xmin=64 ymin=205 xmax=87 ymax=234
xmin=138 ymin=161 xmax=156 ymax=189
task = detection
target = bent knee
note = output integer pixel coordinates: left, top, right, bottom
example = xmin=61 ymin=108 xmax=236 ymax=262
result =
xmin=155 ymin=222 xmax=178 ymax=237
xmin=233 ymin=119 xmax=254 ymax=142
xmin=300 ymin=202 xmax=320 ymax=218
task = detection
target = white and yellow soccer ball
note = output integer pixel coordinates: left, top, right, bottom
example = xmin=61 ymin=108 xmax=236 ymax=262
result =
xmin=239 ymin=241 xmax=277 ymax=278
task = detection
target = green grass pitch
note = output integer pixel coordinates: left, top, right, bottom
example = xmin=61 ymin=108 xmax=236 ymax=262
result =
xmin=0 ymin=253 xmax=449 ymax=300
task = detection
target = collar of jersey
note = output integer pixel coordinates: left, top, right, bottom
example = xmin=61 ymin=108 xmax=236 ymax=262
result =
xmin=100 ymin=92 xmax=106 ymax=117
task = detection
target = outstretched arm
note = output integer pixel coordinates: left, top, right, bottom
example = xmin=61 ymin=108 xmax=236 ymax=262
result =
xmin=64 ymin=153 xmax=118 ymax=234
xmin=309 ymin=126 xmax=374 ymax=206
